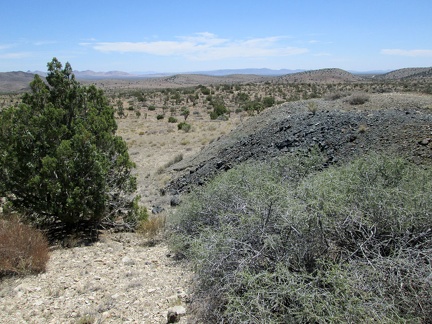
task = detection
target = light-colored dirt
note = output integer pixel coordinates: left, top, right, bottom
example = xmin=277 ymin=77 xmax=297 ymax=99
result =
xmin=116 ymin=110 xmax=246 ymax=209
xmin=0 ymin=233 xmax=192 ymax=323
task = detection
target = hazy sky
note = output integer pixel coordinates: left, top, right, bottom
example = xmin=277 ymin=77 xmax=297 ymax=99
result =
xmin=1 ymin=0 xmax=431 ymax=73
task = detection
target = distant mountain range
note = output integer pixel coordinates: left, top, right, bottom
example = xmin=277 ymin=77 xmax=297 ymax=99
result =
xmin=1 ymin=67 xmax=431 ymax=93
xmin=184 ymin=68 xmax=305 ymax=76
xmin=28 ymin=68 xmax=306 ymax=79
xmin=23 ymin=67 xmax=412 ymax=79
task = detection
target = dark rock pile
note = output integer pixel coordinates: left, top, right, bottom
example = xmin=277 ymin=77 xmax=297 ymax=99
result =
xmin=165 ymin=95 xmax=432 ymax=195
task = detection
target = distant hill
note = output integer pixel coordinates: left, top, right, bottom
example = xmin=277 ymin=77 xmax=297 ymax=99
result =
xmin=277 ymin=68 xmax=364 ymax=83
xmin=0 ymin=71 xmax=36 ymax=93
xmin=378 ymin=67 xmax=432 ymax=80
xmin=31 ymin=70 xmax=139 ymax=79
xmin=73 ymin=70 xmax=138 ymax=79
xmin=155 ymin=73 xmax=270 ymax=86
xmin=185 ymin=68 xmax=304 ymax=76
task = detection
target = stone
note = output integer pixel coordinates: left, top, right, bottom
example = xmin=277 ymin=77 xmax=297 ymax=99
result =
xmin=170 ymin=195 xmax=181 ymax=207
xmin=166 ymin=305 xmax=186 ymax=323
xmin=419 ymin=138 xmax=431 ymax=146
xmin=152 ymin=205 xmax=165 ymax=214
xmin=122 ymin=256 xmax=135 ymax=265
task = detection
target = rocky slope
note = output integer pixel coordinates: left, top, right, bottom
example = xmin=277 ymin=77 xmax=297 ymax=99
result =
xmin=165 ymin=93 xmax=432 ymax=195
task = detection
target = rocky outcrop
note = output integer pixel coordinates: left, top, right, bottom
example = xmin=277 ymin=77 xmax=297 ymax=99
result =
xmin=165 ymin=94 xmax=432 ymax=195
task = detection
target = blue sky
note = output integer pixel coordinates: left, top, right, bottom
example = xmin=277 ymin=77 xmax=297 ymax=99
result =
xmin=1 ymin=0 xmax=431 ymax=73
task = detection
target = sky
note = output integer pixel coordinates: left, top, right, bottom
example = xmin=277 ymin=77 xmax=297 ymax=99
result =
xmin=1 ymin=0 xmax=431 ymax=73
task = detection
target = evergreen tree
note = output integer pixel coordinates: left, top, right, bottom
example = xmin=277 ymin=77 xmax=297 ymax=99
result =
xmin=0 ymin=58 xmax=137 ymax=228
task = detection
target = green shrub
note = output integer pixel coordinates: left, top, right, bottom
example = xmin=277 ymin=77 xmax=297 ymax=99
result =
xmin=148 ymin=105 xmax=156 ymax=111
xmin=156 ymin=114 xmax=164 ymax=120
xmin=209 ymin=102 xmax=228 ymax=120
xmin=262 ymin=96 xmax=275 ymax=107
xmin=177 ymin=122 xmax=191 ymax=132
xmin=168 ymin=116 xmax=178 ymax=123
xmin=200 ymin=86 xmax=211 ymax=95
xmin=168 ymin=152 xmax=432 ymax=323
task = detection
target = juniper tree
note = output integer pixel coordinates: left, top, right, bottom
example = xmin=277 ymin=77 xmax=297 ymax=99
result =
xmin=0 ymin=58 xmax=137 ymax=229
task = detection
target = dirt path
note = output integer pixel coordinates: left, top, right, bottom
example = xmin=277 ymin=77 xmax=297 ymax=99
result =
xmin=0 ymin=233 xmax=192 ymax=323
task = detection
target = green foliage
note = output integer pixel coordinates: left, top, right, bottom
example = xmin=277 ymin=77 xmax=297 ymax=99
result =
xmin=168 ymin=151 xmax=432 ymax=323
xmin=168 ymin=116 xmax=178 ymax=123
xmin=199 ymin=85 xmax=211 ymax=95
xmin=116 ymin=99 xmax=125 ymax=117
xmin=235 ymin=91 xmax=250 ymax=103
xmin=307 ymin=101 xmax=318 ymax=114
xmin=209 ymin=101 xmax=228 ymax=120
xmin=177 ymin=122 xmax=191 ymax=132
xmin=0 ymin=58 xmax=137 ymax=229
xmin=156 ymin=114 xmax=164 ymax=120
xmin=262 ymin=96 xmax=275 ymax=107
xmin=242 ymin=100 xmax=263 ymax=115
xmin=180 ymin=107 xmax=190 ymax=121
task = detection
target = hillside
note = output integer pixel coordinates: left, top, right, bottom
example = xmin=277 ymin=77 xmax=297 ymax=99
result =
xmin=379 ymin=67 xmax=432 ymax=80
xmin=276 ymin=68 xmax=364 ymax=83
xmin=0 ymin=71 xmax=36 ymax=93
xmin=165 ymin=93 xmax=432 ymax=195
xmin=156 ymin=73 xmax=270 ymax=86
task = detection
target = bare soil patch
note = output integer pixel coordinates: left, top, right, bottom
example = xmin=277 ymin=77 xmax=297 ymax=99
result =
xmin=0 ymin=233 xmax=191 ymax=323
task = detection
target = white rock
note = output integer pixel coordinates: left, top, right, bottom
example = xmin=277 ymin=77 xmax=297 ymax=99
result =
xmin=122 ymin=256 xmax=135 ymax=265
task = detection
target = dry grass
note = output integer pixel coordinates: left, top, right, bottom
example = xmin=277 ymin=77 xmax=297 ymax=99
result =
xmin=357 ymin=124 xmax=368 ymax=133
xmin=346 ymin=93 xmax=370 ymax=105
xmin=0 ymin=217 xmax=50 ymax=276
xmin=137 ymin=214 xmax=166 ymax=244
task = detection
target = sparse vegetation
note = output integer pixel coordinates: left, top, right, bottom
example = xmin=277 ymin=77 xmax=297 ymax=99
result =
xmin=358 ymin=124 xmax=368 ymax=133
xmin=324 ymin=91 xmax=350 ymax=100
xmin=137 ymin=214 xmax=166 ymax=243
xmin=346 ymin=93 xmax=370 ymax=105
xmin=307 ymin=100 xmax=318 ymax=114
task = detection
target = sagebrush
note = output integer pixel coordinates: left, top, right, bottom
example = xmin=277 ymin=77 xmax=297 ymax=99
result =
xmin=168 ymin=151 xmax=432 ymax=323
